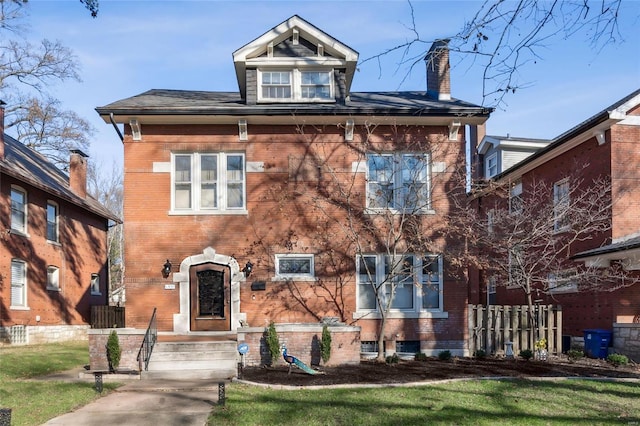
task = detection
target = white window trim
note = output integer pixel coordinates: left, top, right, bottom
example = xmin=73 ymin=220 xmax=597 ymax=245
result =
xmin=365 ymin=153 xmax=434 ymax=214
xmin=355 ymin=254 xmax=445 ymax=318
xmin=10 ymin=185 xmax=28 ymax=235
xmin=170 ymin=152 xmax=247 ymax=215
xmin=487 ymin=209 xmax=494 ymax=234
xmin=548 ymin=271 xmax=578 ymax=293
xmin=46 ymin=201 xmax=59 ymax=243
xmin=273 ymin=254 xmax=315 ymax=281
xmin=485 ymin=153 xmax=498 ymax=178
xmin=47 ymin=265 xmax=61 ymax=292
xmin=90 ymin=273 xmax=101 ymax=296
xmin=10 ymin=259 xmax=28 ymax=309
xmin=258 ymin=68 xmax=335 ymax=103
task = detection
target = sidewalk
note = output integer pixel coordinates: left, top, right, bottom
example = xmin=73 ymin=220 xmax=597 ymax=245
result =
xmin=37 ymin=369 xmax=224 ymax=426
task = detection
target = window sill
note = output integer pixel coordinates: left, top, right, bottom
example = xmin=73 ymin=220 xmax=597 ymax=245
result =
xmin=91 ymin=292 xmax=102 ymax=296
xmin=9 ymin=229 xmax=29 ymax=238
xmin=364 ymin=208 xmax=436 ymax=216
xmin=257 ymin=99 xmax=336 ymax=104
xmin=46 ymin=286 xmax=61 ymax=292
xmin=46 ymin=240 xmax=62 ymax=247
xmin=10 ymin=306 xmax=30 ymax=311
xmin=169 ymin=209 xmax=248 ymax=216
xmin=353 ymin=311 xmax=448 ymax=320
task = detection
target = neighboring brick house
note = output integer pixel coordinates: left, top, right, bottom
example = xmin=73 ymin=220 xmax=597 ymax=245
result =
xmin=470 ymin=89 xmax=640 ymax=342
xmin=96 ymin=16 xmax=491 ymax=357
xmin=0 ymin=102 xmax=120 ymax=344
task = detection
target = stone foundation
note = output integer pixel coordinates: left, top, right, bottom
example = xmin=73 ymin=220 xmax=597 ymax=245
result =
xmin=613 ymin=323 xmax=640 ymax=362
xmin=0 ymin=325 xmax=89 ymax=345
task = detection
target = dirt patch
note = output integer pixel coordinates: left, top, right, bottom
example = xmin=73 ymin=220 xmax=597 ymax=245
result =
xmin=237 ymin=356 xmax=640 ymax=387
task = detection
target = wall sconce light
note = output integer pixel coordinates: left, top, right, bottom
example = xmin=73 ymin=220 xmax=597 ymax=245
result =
xmin=242 ymin=261 xmax=253 ymax=278
xmin=345 ymin=119 xmax=354 ymax=141
xmin=162 ymin=259 xmax=172 ymax=278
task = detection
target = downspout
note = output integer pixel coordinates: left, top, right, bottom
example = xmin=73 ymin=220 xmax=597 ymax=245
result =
xmin=109 ymin=113 xmax=124 ymax=142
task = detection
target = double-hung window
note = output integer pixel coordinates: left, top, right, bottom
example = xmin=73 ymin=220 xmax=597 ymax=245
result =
xmin=553 ymin=179 xmax=570 ymax=232
xmin=11 ymin=259 xmax=27 ymax=308
xmin=11 ymin=186 xmax=27 ymax=234
xmin=46 ymin=201 xmax=59 ymax=242
xmin=259 ymin=69 xmax=333 ymax=101
xmin=47 ymin=266 xmax=60 ymax=291
xmin=485 ymin=153 xmax=498 ymax=178
xmin=367 ymin=153 xmax=431 ymax=211
xmin=357 ymin=254 xmax=443 ymax=313
xmin=509 ymin=180 xmax=523 ymax=214
xmin=548 ymin=271 xmax=577 ymax=293
xmin=172 ymin=153 xmax=245 ymax=213
xmin=90 ymin=273 xmax=101 ymax=295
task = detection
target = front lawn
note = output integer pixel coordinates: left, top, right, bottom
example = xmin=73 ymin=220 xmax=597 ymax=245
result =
xmin=208 ymin=379 xmax=640 ymax=425
xmin=0 ymin=341 xmax=119 ymax=426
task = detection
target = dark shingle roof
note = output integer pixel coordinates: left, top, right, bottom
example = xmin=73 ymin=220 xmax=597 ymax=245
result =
xmin=1 ymin=134 xmax=120 ymax=223
xmin=96 ymin=89 xmax=491 ymax=117
xmin=573 ymin=235 xmax=640 ymax=259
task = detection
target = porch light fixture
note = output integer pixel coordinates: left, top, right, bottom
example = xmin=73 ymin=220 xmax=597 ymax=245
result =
xmin=242 ymin=261 xmax=253 ymax=278
xmin=345 ymin=119 xmax=354 ymax=141
xmin=162 ymin=259 xmax=172 ymax=278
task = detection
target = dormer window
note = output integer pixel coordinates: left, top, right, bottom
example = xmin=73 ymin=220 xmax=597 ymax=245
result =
xmin=259 ymin=69 xmax=333 ymax=102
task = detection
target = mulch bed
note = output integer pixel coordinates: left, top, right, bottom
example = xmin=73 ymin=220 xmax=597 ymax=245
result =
xmin=237 ymin=356 xmax=640 ymax=387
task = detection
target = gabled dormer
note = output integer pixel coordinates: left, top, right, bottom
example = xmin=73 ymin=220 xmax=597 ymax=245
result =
xmin=233 ymin=15 xmax=359 ymax=105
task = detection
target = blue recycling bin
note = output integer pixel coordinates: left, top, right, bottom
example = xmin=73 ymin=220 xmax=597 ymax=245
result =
xmin=583 ymin=329 xmax=612 ymax=359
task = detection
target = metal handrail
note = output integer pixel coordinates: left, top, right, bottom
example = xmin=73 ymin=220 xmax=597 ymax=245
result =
xmin=136 ymin=307 xmax=157 ymax=371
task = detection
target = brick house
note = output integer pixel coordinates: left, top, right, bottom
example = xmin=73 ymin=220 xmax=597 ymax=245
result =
xmin=0 ymin=102 xmax=120 ymax=344
xmin=470 ymin=89 xmax=640 ymax=357
xmin=96 ymin=16 xmax=491 ymax=360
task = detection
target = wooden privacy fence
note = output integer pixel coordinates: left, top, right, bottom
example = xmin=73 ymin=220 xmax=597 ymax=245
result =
xmin=468 ymin=304 xmax=562 ymax=356
xmin=91 ymin=306 xmax=125 ymax=328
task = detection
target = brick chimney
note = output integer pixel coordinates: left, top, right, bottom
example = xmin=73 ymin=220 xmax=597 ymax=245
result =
xmin=69 ymin=149 xmax=88 ymax=199
xmin=425 ymin=39 xmax=451 ymax=101
xmin=0 ymin=100 xmax=6 ymax=161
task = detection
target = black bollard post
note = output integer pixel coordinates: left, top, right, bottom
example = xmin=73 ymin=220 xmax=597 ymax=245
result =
xmin=218 ymin=382 xmax=226 ymax=406
xmin=0 ymin=408 xmax=11 ymax=426
xmin=94 ymin=372 xmax=104 ymax=393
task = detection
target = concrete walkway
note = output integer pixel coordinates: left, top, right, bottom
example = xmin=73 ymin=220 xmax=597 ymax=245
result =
xmin=36 ymin=369 xmax=225 ymax=426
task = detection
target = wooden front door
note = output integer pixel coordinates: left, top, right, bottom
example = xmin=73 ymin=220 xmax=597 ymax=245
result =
xmin=190 ymin=263 xmax=230 ymax=331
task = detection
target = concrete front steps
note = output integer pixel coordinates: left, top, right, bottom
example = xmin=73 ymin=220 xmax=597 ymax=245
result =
xmin=142 ymin=338 xmax=239 ymax=381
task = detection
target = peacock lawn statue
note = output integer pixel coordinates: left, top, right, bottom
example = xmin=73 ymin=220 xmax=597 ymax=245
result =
xmin=281 ymin=343 xmax=322 ymax=375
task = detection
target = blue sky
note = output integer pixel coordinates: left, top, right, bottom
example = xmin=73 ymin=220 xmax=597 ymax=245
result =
xmin=22 ymin=0 xmax=640 ymax=170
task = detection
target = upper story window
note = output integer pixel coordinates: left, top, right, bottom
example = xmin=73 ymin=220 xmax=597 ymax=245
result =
xmin=274 ymin=254 xmax=315 ymax=280
xmin=172 ymin=153 xmax=246 ymax=214
xmin=509 ymin=180 xmax=523 ymax=214
xmin=485 ymin=153 xmax=498 ymax=178
xmin=90 ymin=273 xmax=101 ymax=295
xmin=46 ymin=201 xmax=59 ymax=242
xmin=11 ymin=186 xmax=27 ymax=234
xmin=367 ymin=153 xmax=431 ymax=212
xmin=553 ymin=178 xmax=570 ymax=232
xmin=47 ymin=266 xmax=60 ymax=291
xmin=11 ymin=259 xmax=27 ymax=308
xmin=259 ymin=69 xmax=333 ymax=102
xmin=357 ymin=254 xmax=443 ymax=313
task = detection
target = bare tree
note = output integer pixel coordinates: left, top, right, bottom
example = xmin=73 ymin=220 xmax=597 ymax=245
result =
xmin=364 ymin=0 xmax=630 ymax=108
xmin=0 ymin=0 xmax=94 ymax=168
xmin=451 ymin=166 xmax=640 ymax=339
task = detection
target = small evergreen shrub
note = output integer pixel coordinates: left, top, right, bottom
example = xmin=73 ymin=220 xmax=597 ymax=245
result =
xmin=473 ymin=349 xmax=487 ymax=359
xmin=519 ymin=349 xmax=533 ymax=360
xmin=438 ymin=350 xmax=452 ymax=361
xmin=607 ymin=353 xmax=629 ymax=367
xmin=265 ymin=322 xmax=280 ymax=366
xmin=319 ymin=324 xmax=332 ymax=364
xmin=566 ymin=349 xmax=584 ymax=363
xmin=106 ymin=330 xmax=121 ymax=373
xmin=386 ymin=353 xmax=399 ymax=364
xmin=414 ymin=352 xmax=428 ymax=361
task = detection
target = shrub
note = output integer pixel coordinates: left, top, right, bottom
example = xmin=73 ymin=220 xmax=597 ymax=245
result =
xmin=473 ymin=349 xmax=486 ymax=359
xmin=319 ymin=324 xmax=332 ymax=364
xmin=438 ymin=350 xmax=452 ymax=361
xmin=386 ymin=353 xmax=399 ymax=364
xmin=607 ymin=353 xmax=629 ymax=367
xmin=106 ymin=330 xmax=121 ymax=372
xmin=519 ymin=349 xmax=533 ymax=361
xmin=265 ymin=322 xmax=280 ymax=366
xmin=414 ymin=352 xmax=428 ymax=361
xmin=566 ymin=349 xmax=584 ymax=363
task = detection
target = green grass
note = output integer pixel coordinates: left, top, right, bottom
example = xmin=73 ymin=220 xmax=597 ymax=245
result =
xmin=0 ymin=341 xmax=119 ymax=426
xmin=208 ymin=379 xmax=640 ymax=425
